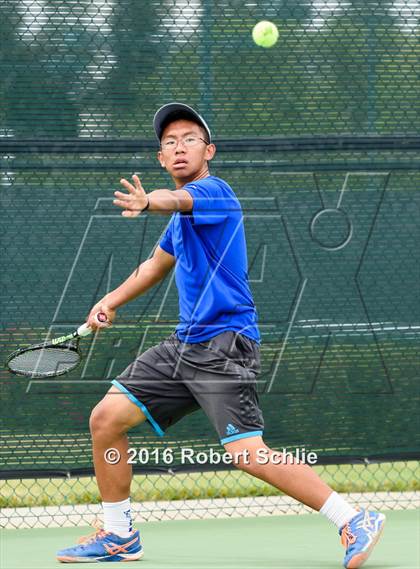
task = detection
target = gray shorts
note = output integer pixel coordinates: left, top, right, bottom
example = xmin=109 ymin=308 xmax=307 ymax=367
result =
xmin=112 ymin=330 xmax=264 ymax=444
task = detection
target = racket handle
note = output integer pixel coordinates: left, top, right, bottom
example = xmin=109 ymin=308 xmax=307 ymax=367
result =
xmin=77 ymin=323 xmax=93 ymax=337
xmin=77 ymin=312 xmax=108 ymax=337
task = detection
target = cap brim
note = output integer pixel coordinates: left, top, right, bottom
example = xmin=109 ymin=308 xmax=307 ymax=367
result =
xmin=153 ymin=102 xmax=211 ymax=142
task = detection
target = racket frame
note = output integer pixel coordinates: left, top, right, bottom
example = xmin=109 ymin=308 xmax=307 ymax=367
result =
xmin=5 ymin=314 xmax=107 ymax=378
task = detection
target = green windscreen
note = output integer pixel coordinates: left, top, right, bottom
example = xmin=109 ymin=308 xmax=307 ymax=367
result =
xmin=0 ymin=0 xmax=419 ymax=475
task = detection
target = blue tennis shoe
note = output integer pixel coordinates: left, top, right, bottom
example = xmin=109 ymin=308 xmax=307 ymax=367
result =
xmin=57 ymin=527 xmax=143 ymax=563
xmin=340 ymin=510 xmax=386 ymax=568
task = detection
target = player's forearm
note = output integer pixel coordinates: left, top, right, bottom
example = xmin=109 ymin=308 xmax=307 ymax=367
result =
xmin=147 ymin=189 xmax=182 ymax=214
xmin=104 ymin=259 xmax=166 ymax=309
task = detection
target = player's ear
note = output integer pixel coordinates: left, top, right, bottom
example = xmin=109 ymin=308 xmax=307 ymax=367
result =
xmin=157 ymin=150 xmax=166 ymax=168
xmin=205 ymin=143 xmax=216 ymax=162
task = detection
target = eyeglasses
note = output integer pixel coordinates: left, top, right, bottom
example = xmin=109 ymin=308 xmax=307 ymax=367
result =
xmin=161 ymin=135 xmax=209 ymax=150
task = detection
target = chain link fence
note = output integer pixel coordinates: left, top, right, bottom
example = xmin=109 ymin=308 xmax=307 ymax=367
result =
xmin=1 ymin=0 xmax=419 ymax=138
xmin=1 ymin=461 xmax=419 ymax=529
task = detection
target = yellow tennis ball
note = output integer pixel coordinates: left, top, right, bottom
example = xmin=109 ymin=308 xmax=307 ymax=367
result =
xmin=252 ymin=20 xmax=279 ymax=48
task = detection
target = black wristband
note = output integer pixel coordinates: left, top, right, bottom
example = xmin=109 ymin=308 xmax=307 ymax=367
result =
xmin=141 ymin=197 xmax=150 ymax=212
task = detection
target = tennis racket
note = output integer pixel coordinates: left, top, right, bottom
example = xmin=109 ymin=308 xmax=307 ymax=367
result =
xmin=6 ymin=313 xmax=108 ymax=378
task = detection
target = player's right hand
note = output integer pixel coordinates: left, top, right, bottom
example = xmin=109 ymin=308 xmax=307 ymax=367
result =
xmin=86 ymin=300 xmax=116 ymax=330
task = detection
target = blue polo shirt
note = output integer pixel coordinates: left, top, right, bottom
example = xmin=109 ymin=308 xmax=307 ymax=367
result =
xmin=159 ymin=175 xmax=260 ymax=344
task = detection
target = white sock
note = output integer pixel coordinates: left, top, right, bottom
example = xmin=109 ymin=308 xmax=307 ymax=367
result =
xmin=102 ymin=498 xmax=133 ymax=537
xmin=319 ymin=492 xmax=359 ymax=530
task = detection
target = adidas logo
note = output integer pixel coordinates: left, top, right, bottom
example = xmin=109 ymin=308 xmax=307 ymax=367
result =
xmin=226 ymin=423 xmax=240 ymax=436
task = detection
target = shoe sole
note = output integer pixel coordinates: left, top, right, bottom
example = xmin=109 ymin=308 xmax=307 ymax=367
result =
xmin=57 ymin=549 xmax=144 ymax=563
xmin=346 ymin=517 xmax=386 ymax=569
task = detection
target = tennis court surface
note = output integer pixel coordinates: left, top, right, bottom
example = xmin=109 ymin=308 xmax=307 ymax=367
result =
xmin=1 ymin=510 xmax=418 ymax=569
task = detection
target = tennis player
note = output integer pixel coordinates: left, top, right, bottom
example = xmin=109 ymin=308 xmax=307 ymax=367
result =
xmin=57 ymin=103 xmax=385 ymax=567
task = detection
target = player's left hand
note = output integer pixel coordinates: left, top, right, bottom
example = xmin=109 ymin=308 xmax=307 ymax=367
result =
xmin=113 ymin=174 xmax=149 ymax=217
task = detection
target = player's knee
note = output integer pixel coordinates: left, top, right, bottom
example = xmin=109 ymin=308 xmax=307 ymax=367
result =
xmin=232 ymin=454 xmax=253 ymax=473
xmin=223 ymin=436 xmax=266 ymax=472
xmin=89 ymin=404 xmax=108 ymax=437
xmin=89 ymin=402 xmax=126 ymax=438
xmin=228 ymin=449 xmax=256 ymax=473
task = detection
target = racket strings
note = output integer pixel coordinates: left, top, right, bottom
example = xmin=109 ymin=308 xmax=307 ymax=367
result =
xmin=8 ymin=346 xmax=80 ymax=377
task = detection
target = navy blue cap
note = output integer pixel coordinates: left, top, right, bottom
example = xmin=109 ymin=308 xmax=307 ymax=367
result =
xmin=153 ymin=102 xmax=212 ymax=142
